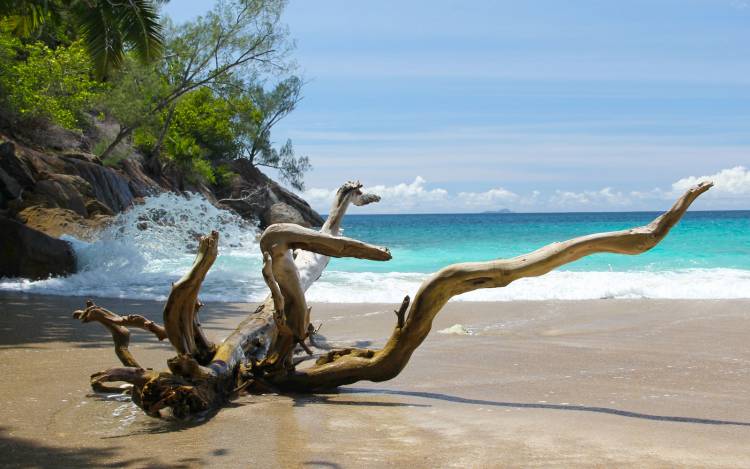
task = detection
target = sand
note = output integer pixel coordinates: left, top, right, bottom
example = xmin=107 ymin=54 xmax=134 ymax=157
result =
xmin=1 ymin=291 xmax=749 ymax=468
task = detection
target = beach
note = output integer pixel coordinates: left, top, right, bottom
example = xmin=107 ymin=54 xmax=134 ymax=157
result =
xmin=1 ymin=292 xmax=749 ymax=468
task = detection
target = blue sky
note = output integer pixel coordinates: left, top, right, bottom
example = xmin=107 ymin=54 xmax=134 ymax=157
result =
xmin=163 ymin=0 xmax=750 ymax=213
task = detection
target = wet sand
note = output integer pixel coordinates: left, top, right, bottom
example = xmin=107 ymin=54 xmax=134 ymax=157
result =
xmin=1 ymin=292 xmax=749 ymax=468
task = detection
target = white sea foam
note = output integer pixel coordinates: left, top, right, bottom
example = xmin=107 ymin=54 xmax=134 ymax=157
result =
xmin=438 ymin=324 xmax=471 ymax=335
xmin=304 ymin=268 xmax=750 ymax=303
xmin=1 ymin=193 xmax=748 ymax=302
xmin=0 ymin=192 xmax=267 ymax=301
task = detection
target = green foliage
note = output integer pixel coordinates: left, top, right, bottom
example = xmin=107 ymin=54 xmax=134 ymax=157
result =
xmin=0 ymin=0 xmax=54 ymax=37
xmin=93 ymin=138 xmax=130 ymax=167
xmin=0 ymin=0 xmax=311 ymax=189
xmin=235 ymin=76 xmax=311 ymax=190
xmin=0 ymin=0 xmax=164 ymax=79
xmin=99 ymin=56 xmax=167 ymax=130
xmin=163 ymin=131 xmax=215 ymax=184
xmin=215 ymin=164 xmax=237 ymax=186
xmin=190 ymin=157 xmax=216 ymax=185
xmin=0 ymin=31 xmax=99 ymax=129
xmin=170 ymin=87 xmax=238 ymax=161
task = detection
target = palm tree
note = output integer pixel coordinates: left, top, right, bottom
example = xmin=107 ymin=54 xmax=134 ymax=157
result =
xmin=0 ymin=0 xmax=164 ymax=78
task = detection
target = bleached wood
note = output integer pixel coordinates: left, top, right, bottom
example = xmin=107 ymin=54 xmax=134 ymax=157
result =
xmin=73 ymin=180 xmax=712 ymax=419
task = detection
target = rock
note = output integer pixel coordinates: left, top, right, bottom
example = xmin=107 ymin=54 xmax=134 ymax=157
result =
xmin=13 ymin=142 xmax=135 ymax=214
xmin=0 ymin=136 xmax=140 ymax=233
xmin=119 ymin=157 xmax=163 ymax=198
xmin=16 ymin=206 xmax=109 ymax=240
xmin=60 ymin=150 xmax=102 ymax=165
xmin=0 ymin=217 xmax=76 ymax=279
xmin=219 ymin=159 xmax=324 ymax=228
xmin=22 ymin=173 xmax=92 ymax=216
xmin=59 ymin=154 xmax=134 ymax=213
xmin=0 ymin=142 xmax=35 ymax=189
xmin=85 ymin=198 xmax=114 ymax=217
xmin=265 ymin=202 xmax=310 ymax=227
xmin=0 ymin=141 xmax=35 ymax=207
xmin=0 ymin=167 xmax=22 ymax=202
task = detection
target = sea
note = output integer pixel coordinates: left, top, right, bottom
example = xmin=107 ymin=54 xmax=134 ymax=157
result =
xmin=2 ymin=192 xmax=749 ymax=302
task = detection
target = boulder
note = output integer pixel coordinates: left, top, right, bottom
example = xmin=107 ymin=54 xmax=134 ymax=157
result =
xmin=218 ymin=159 xmax=324 ymax=228
xmin=0 ymin=217 xmax=76 ymax=279
xmin=16 ymin=205 xmax=109 ymax=240
xmin=22 ymin=173 xmax=92 ymax=216
xmin=0 ymin=141 xmax=35 ymax=207
xmin=8 ymin=140 xmax=135 ymax=214
xmin=119 ymin=157 xmax=163 ymax=198
xmin=0 ymin=141 xmax=35 ymax=189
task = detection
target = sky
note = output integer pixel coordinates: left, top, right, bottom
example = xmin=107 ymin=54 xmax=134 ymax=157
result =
xmin=163 ymin=0 xmax=750 ymax=213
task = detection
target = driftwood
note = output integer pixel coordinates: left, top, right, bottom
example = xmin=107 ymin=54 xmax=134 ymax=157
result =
xmin=74 ymin=180 xmax=712 ymax=418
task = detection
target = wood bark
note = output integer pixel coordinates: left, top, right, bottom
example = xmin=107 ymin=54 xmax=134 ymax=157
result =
xmin=73 ymin=180 xmax=712 ymax=418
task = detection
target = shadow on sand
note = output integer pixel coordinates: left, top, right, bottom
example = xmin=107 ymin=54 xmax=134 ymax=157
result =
xmin=341 ymin=387 xmax=750 ymax=427
xmin=0 ymin=426 xmax=218 ymax=468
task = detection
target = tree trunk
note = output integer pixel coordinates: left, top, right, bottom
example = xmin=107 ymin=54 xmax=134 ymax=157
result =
xmin=74 ymin=180 xmax=713 ymax=418
xmin=98 ymin=126 xmax=133 ymax=161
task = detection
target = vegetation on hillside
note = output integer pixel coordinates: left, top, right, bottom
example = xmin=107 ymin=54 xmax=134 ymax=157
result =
xmin=0 ymin=0 xmax=310 ymax=190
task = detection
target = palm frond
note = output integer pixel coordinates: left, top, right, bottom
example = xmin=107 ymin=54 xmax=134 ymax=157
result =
xmin=118 ymin=0 xmax=164 ymax=63
xmin=75 ymin=1 xmax=124 ymax=78
xmin=73 ymin=0 xmax=163 ymax=79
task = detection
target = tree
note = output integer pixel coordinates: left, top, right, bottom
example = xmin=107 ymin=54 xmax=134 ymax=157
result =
xmin=235 ymin=76 xmax=311 ymax=190
xmin=73 ymin=180 xmax=713 ymax=419
xmin=0 ymin=0 xmax=164 ymax=78
xmin=98 ymin=0 xmax=293 ymax=161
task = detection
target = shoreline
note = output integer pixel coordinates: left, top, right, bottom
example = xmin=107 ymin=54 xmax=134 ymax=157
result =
xmin=1 ymin=292 xmax=750 ymax=467
xmin=3 ymin=265 xmax=750 ymax=304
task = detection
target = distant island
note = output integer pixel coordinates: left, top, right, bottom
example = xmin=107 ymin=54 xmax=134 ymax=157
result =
xmin=481 ymin=208 xmax=514 ymax=214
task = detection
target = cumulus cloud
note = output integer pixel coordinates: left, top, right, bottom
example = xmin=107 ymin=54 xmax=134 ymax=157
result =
xmin=300 ymin=167 xmax=749 ymax=213
xmin=365 ymin=176 xmax=448 ymax=204
xmin=457 ymin=187 xmax=519 ymax=206
xmin=302 ymin=176 xmax=448 ymax=213
xmin=671 ymin=166 xmax=750 ymax=196
xmin=300 ymin=187 xmax=338 ymax=209
xmin=551 ymin=187 xmax=631 ymax=207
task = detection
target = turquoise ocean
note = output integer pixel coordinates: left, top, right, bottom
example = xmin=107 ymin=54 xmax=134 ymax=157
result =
xmin=2 ymin=193 xmax=749 ymax=302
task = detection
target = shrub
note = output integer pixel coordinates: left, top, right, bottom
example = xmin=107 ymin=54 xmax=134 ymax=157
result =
xmin=0 ymin=32 xmax=99 ymax=130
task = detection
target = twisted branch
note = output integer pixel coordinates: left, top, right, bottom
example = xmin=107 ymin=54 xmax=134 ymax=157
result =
xmin=73 ymin=300 xmax=167 ymax=368
xmin=275 ymin=182 xmax=713 ymax=390
xmin=162 ymin=230 xmax=219 ymax=364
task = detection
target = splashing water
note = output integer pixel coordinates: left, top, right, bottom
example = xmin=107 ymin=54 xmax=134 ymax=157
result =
xmin=1 ymin=198 xmax=748 ymax=302
xmin=1 ymin=192 xmax=268 ymax=301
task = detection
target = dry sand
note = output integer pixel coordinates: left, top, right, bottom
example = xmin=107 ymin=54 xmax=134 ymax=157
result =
xmin=1 ymin=291 xmax=749 ymax=468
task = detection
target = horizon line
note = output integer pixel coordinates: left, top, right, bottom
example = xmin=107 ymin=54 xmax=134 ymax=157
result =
xmin=319 ymin=208 xmax=750 ymax=217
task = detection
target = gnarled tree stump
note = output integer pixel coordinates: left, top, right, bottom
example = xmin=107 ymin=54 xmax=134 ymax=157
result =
xmin=74 ymin=180 xmax=713 ymax=418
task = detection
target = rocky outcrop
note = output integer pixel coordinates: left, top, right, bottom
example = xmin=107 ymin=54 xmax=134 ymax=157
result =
xmin=0 ymin=136 xmax=162 ymax=238
xmin=217 ymin=159 xmax=324 ymax=228
xmin=20 ymin=146 xmax=136 ymax=214
xmin=0 ymin=139 xmax=139 ymax=219
xmin=0 ymin=217 xmax=76 ymax=279
xmin=0 ymin=128 xmax=323 ymax=280
xmin=16 ymin=205 xmax=109 ymax=240
xmin=0 ymin=140 xmax=35 ymax=205
xmin=119 ymin=157 xmax=163 ymax=198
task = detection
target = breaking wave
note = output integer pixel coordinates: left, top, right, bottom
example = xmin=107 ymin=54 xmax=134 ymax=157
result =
xmin=1 ymin=193 xmax=748 ymax=302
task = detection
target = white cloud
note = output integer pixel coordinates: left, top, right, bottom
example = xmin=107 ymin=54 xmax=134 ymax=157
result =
xmin=365 ymin=176 xmax=448 ymax=204
xmin=457 ymin=187 xmax=519 ymax=206
xmin=671 ymin=166 xmax=750 ymax=197
xmin=302 ymin=176 xmax=448 ymax=213
xmin=300 ymin=167 xmax=749 ymax=214
xmin=300 ymin=187 xmax=338 ymax=209
xmin=551 ymin=187 xmax=631 ymax=207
